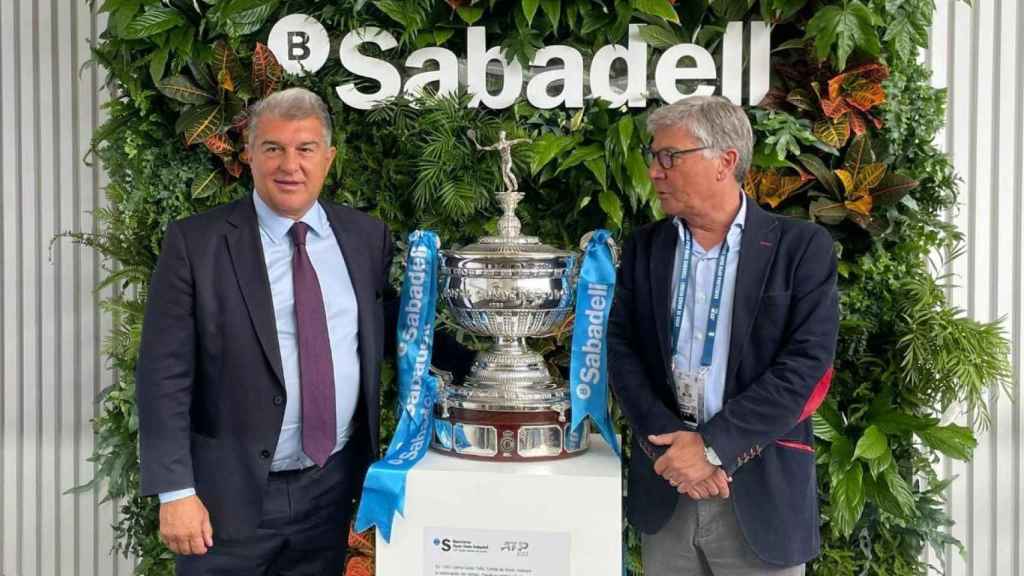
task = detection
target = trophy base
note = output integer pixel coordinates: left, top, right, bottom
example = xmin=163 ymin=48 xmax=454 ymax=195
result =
xmin=430 ymin=405 xmax=590 ymax=462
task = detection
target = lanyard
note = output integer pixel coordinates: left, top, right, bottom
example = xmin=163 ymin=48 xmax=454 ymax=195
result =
xmin=670 ymin=224 xmax=730 ymax=368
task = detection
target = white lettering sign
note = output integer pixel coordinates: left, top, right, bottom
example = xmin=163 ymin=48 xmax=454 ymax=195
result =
xmin=268 ymin=15 xmax=771 ymax=109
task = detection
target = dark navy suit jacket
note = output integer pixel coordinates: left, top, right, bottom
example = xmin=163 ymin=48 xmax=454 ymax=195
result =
xmin=135 ymin=196 xmax=471 ymax=541
xmin=608 ymin=199 xmax=838 ymax=567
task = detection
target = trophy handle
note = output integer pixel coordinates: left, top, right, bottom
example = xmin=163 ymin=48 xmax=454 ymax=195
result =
xmin=579 ymin=231 xmax=620 ymax=267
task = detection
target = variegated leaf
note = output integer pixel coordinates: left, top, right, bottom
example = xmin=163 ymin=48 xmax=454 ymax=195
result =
xmin=156 ymin=74 xmax=214 ymax=104
xmin=191 ymin=168 xmax=221 ymax=199
xmin=849 ymin=111 xmax=868 ymax=135
xmin=843 ymin=134 xmax=872 ymax=182
xmin=845 ymin=192 xmax=874 ymax=216
xmin=820 ymin=97 xmax=850 ymax=119
xmin=810 ymin=198 xmax=849 ymax=225
xmin=786 ymin=89 xmax=816 ymax=112
xmin=213 ymin=40 xmax=249 ymax=94
xmin=855 ymin=162 xmax=887 ymax=190
xmin=814 ymin=119 xmax=844 ymax=149
xmin=845 ymin=80 xmax=886 ymax=112
xmin=834 ymin=168 xmax=855 ymax=195
xmin=203 ymin=133 xmax=234 ymax=156
xmin=181 ymin=104 xmax=225 ymax=146
xmin=252 ymin=42 xmax=284 ymax=98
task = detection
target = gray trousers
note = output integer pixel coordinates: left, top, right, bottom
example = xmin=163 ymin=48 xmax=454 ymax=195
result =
xmin=642 ymin=496 xmax=805 ymax=576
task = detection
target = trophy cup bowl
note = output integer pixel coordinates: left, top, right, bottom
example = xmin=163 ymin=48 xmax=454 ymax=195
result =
xmin=429 ymin=132 xmax=591 ymax=461
xmin=432 ymin=237 xmax=590 ymax=461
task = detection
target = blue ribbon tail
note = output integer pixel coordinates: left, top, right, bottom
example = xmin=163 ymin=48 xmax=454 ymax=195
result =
xmin=354 ymin=463 xmax=406 ymax=542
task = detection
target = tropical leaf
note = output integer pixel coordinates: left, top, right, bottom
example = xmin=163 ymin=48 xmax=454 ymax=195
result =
xmin=203 ymin=133 xmax=234 ymax=156
xmin=747 ymin=168 xmax=806 ymax=208
xmin=555 ymin=144 xmax=603 ymax=175
xmin=918 ymin=424 xmax=977 ymax=461
xmin=632 ymin=0 xmax=680 ymax=24
xmin=845 ymin=80 xmax=886 ymax=112
xmin=843 ymin=133 xmax=872 ymax=183
xmin=786 ymin=89 xmax=816 ymax=112
xmin=213 ymin=41 xmax=249 ymax=94
xmin=220 ymin=2 xmax=277 ymax=36
xmin=834 ymin=168 xmax=855 ymax=194
xmin=640 ymin=24 xmax=684 ymax=50
xmin=797 ymin=153 xmax=841 ymax=195
xmin=584 ymin=156 xmax=607 ymax=190
xmin=804 ymin=1 xmax=880 ymax=70
xmin=814 ymin=118 xmax=849 ymax=149
xmin=456 ymin=6 xmax=485 ymax=24
xmin=872 ymin=173 xmax=919 ymax=207
xmin=855 ymin=162 xmax=886 ymax=190
xmin=252 ymin=42 xmax=284 ymax=98
xmin=157 ymin=74 xmax=214 ymax=105
xmin=831 ymin=463 xmax=865 ymax=537
xmin=810 ymin=198 xmax=849 ymax=225
xmin=179 ymin=103 xmax=226 ymax=146
xmin=541 ymin=0 xmax=561 ymax=30
xmin=845 ymin=193 xmax=873 ymax=216
xmin=122 ymin=6 xmax=185 ymax=39
xmin=853 ymin=425 xmax=888 ymax=460
xmin=522 ymin=0 xmax=541 ymax=26
xmin=598 ymin=189 xmax=624 ymax=228
xmin=529 ymin=133 xmax=577 ymax=175
xmin=191 ymin=168 xmax=222 ymax=199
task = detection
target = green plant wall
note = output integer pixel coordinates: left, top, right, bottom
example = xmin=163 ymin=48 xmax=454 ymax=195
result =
xmin=80 ymin=0 xmax=1012 ymax=574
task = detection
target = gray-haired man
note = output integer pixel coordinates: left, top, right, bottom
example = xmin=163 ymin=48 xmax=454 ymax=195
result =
xmin=136 ymin=88 xmax=470 ymax=574
xmin=608 ymin=96 xmax=839 ymax=575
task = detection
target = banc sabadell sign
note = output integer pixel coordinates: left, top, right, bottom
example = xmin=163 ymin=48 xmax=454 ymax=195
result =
xmin=267 ymin=14 xmax=771 ymax=110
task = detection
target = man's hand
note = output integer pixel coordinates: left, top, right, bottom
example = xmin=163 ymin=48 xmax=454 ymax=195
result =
xmin=649 ymin=431 xmax=714 ymax=488
xmin=681 ymin=468 xmax=732 ymax=500
xmin=159 ymin=495 xmax=213 ymax=555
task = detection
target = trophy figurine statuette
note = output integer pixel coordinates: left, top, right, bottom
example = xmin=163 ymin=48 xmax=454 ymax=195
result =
xmin=431 ymin=130 xmax=592 ymax=461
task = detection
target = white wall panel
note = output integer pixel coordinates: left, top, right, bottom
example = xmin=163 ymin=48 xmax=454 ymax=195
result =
xmin=0 ymin=1 xmax=132 ymax=575
xmin=931 ymin=1 xmax=1024 ymax=575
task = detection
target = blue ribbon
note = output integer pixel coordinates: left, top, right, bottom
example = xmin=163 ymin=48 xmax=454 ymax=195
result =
xmin=355 ymin=231 xmax=440 ymax=542
xmin=569 ymin=230 xmax=620 ymax=455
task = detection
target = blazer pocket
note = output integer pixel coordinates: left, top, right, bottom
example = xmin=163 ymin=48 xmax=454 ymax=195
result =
xmin=775 ymin=439 xmax=815 ymax=454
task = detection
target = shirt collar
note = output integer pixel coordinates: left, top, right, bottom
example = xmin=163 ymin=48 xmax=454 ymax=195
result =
xmin=252 ymin=191 xmax=330 ymax=244
xmin=672 ymin=191 xmax=747 ymax=251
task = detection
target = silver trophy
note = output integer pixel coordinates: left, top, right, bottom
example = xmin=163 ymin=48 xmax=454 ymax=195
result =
xmin=430 ymin=130 xmax=589 ymax=461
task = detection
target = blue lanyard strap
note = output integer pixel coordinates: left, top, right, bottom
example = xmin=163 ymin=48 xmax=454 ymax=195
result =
xmin=670 ymin=224 xmax=730 ymax=368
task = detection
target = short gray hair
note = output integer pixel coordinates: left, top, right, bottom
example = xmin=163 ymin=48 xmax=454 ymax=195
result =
xmin=247 ymin=87 xmax=333 ymax=148
xmin=646 ymin=96 xmax=753 ymax=183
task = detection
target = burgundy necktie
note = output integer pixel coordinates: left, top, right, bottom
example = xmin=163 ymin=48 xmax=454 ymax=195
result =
xmin=290 ymin=222 xmax=336 ymax=467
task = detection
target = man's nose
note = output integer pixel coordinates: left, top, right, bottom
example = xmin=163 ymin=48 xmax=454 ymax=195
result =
xmin=280 ymin=149 xmax=299 ymax=172
xmin=648 ymin=161 xmax=664 ymax=180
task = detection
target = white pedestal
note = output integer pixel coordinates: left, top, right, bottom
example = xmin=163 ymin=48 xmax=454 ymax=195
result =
xmin=376 ymin=435 xmax=622 ymax=576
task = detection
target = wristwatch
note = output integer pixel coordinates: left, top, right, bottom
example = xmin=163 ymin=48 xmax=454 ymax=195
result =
xmin=704 ymin=445 xmax=722 ymax=466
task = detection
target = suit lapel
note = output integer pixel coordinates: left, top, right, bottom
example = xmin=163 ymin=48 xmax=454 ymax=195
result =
xmin=724 ymin=200 xmax=779 ymax=397
xmin=225 ymin=197 xmax=285 ymax=388
xmin=322 ymin=202 xmax=376 ymax=392
xmin=650 ymin=220 xmax=678 ymax=378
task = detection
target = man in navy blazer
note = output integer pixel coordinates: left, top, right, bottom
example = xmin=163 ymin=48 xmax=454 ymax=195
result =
xmin=608 ymin=96 xmax=838 ymax=575
xmin=136 ymin=88 xmax=469 ymax=574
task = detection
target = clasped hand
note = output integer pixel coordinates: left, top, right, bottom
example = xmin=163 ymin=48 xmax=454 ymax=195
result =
xmin=649 ymin=431 xmax=732 ymax=500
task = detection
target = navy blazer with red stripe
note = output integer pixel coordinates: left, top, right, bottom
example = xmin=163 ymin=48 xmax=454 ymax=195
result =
xmin=608 ymin=198 xmax=839 ymax=567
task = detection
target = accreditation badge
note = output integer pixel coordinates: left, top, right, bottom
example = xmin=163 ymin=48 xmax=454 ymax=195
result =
xmin=671 ymin=363 xmax=704 ymax=430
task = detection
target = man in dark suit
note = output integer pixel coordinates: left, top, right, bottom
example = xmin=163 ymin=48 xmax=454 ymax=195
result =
xmin=608 ymin=96 xmax=838 ymax=575
xmin=136 ymin=87 xmax=468 ymax=574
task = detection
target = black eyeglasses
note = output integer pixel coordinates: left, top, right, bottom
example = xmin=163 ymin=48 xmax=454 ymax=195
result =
xmin=642 ymin=145 xmax=710 ymax=169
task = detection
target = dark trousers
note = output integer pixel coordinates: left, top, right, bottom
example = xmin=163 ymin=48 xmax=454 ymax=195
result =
xmin=176 ymin=443 xmax=364 ymax=576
